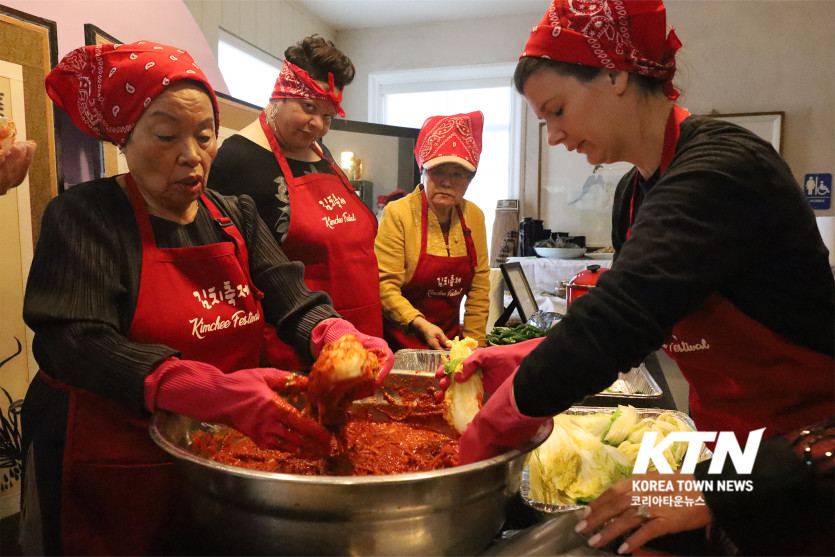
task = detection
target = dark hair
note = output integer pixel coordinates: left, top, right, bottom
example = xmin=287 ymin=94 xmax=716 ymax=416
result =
xmin=514 ymin=56 xmax=666 ymax=97
xmin=285 ymin=35 xmax=355 ymax=90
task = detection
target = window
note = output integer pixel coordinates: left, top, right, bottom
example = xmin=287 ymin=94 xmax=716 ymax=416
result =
xmin=370 ymin=64 xmax=523 ymax=249
xmin=217 ymin=29 xmax=281 ymax=108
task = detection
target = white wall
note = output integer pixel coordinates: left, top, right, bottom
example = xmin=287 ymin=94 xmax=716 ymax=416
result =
xmin=336 ymin=12 xmax=538 ymax=119
xmin=336 ymin=1 xmax=835 ymax=222
xmin=185 ymin=0 xmax=335 ymax=63
xmin=3 ymin=0 xmax=226 ymax=92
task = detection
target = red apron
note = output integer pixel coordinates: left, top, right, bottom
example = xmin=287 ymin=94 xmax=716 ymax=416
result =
xmin=662 ymin=295 xmax=835 ymax=440
xmin=384 ymin=188 xmax=477 ymax=350
xmin=51 ymin=174 xmax=265 ymax=555
xmin=258 ymin=112 xmax=382 ymax=370
xmin=636 ymin=108 xmax=835 ymax=439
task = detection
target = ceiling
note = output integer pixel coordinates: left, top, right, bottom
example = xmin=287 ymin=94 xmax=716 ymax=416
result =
xmin=292 ymin=0 xmax=547 ymax=30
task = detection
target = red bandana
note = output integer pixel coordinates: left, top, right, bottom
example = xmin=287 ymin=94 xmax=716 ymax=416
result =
xmin=522 ymin=0 xmax=681 ymax=99
xmin=269 ymin=60 xmax=345 ymax=118
xmin=45 ymin=41 xmax=219 ymax=146
xmin=414 ymin=111 xmax=484 ymax=173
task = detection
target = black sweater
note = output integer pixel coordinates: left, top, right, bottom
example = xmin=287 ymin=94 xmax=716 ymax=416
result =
xmin=207 ymin=134 xmax=336 ymax=244
xmin=23 ymin=178 xmax=338 ymax=412
xmin=515 ymin=115 xmax=834 ymax=416
xmin=514 ymin=115 xmax=835 ymax=555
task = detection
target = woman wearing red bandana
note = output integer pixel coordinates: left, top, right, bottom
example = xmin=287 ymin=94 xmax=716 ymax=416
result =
xmin=440 ymin=1 xmax=834 ymax=554
xmin=375 ymin=112 xmax=490 ymax=350
xmin=208 ymin=35 xmax=384 ymax=371
xmin=20 ymin=40 xmax=392 ymax=555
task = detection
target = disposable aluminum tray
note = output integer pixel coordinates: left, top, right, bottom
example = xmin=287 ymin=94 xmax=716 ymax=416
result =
xmin=392 ymin=349 xmax=448 ymax=376
xmin=520 ymin=406 xmax=709 ymax=515
xmin=598 ymin=363 xmax=663 ymax=399
xmin=394 ymin=350 xmax=661 ymax=399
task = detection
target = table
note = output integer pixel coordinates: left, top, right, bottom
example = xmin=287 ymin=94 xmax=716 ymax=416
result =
xmin=487 ymin=256 xmax=613 ymax=329
xmin=579 ymin=351 xmax=678 ymax=411
xmin=505 ymin=256 xmax=613 ymax=294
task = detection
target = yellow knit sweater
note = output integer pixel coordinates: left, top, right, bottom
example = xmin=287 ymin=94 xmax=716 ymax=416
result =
xmin=375 ymin=186 xmax=490 ymax=345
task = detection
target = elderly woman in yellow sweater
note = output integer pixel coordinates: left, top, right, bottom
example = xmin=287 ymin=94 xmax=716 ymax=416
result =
xmin=375 ymin=111 xmax=490 ymax=350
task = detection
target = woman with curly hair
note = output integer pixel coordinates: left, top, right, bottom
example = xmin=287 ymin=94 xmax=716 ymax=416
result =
xmin=209 ymin=35 xmax=384 ymax=370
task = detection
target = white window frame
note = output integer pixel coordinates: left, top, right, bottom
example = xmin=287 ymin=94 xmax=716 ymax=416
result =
xmin=218 ymin=28 xmax=283 ymax=70
xmin=368 ymin=63 xmax=525 ymax=199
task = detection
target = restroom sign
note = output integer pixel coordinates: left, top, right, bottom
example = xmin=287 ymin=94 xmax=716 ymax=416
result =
xmin=804 ymin=173 xmax=832 ymax=210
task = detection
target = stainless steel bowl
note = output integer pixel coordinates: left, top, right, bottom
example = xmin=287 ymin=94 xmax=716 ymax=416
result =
xmin=149 ymin=373 xmax=552 ymax=556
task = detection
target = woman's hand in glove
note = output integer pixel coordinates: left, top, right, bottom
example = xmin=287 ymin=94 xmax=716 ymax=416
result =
xmin=144 ymin=358 xmax=331 ymax=455
xmin=311 ymin=318 xmax=394 ymax=386
xmin=457 ymin=373 xmax=552 ymax=465
xmin=435 ymin=337 xmax=546 ymax=394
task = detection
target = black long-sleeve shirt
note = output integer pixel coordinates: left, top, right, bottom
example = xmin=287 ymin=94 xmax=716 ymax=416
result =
xmin=515 ymin=115 xmax=835 ymax=416
xmin=23 ymin=177 xmax=338 ymax=412
xmin=514 ymin=116 xmax=834 ymax=555
xmin=207 ymin=135 xmax=337 ymax=244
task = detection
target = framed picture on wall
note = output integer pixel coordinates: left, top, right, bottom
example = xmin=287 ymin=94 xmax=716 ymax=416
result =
xmin=537 ymin=122 xmax=631 ymax=248
xmin=84 ymin=24 xmax=124 ymax=178
xmin=1 ymin=5 xmax=61 ymax=235
xmin=706 ymin=111 xmax=784 ymax=155
xmin=83 ymin=22 xmax=119 ymax=48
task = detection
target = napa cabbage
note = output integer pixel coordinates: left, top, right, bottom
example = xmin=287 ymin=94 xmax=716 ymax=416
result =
xmin=565 ymin=413 xmax=612 ymax=438
xmin=442 ymin=337 xmax=482 ymax=434
xmin=527 ymin=408 xmax=699 ymax=505
xmin=527 ymin=414 xmax=631 ymax=506
xmin=602 ymin=405 xmax=640 ymax=446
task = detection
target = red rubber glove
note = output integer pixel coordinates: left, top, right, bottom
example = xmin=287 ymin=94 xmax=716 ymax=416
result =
xmin=457 ymin=373 xmax=552 ymax=465
xmin=311 ymin=318 xmax=394 ymax=386
xmin=435 ymin=337 xmax=546 ymax=394
xmin=144 ymin=358 xmax=331 ymax=454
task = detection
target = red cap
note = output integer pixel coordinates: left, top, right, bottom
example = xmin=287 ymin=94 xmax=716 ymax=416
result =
xmin=45 ymin=41 xmax=219 ymax=146
xmin=414 ymin=111 xmax=484 ymax=172
xmin=521 ymin=0 xmax=681 ymax=99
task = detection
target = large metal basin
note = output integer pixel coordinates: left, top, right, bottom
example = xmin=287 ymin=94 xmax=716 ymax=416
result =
xmin=150 ymin=371 xmax=552 ymax=556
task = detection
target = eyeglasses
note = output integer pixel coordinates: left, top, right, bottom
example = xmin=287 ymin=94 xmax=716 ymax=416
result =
xmin=425 ymin=167 xmax=474 ymax=185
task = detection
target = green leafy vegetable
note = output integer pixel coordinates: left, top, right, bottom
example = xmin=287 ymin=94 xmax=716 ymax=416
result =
xmin=443 ymin=357 xmax=466 ymax=376
xmin=487 ymin=323 xmax=550 ymax=345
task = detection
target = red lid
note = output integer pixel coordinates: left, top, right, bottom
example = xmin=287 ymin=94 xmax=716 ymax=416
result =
xmin=568 ymin=265 xmax=609 ymax=287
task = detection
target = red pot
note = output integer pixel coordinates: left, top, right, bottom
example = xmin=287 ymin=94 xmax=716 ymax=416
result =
xmin=566 ymin=265 xmax=609 ymax=307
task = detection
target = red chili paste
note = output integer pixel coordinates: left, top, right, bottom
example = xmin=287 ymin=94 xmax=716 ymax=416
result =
xmin=188 ymin=383 xmax=460 ymax=476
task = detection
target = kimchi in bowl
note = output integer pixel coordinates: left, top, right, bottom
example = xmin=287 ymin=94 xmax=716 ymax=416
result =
xmin=150 ymin=370 xmax=552 ymax=556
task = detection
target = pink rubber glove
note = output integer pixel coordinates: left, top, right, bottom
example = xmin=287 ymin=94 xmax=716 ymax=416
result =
xmin=311 ymin=318 xmax=394 ymax=386
xmin=435 ymin=337 xmax=546 ymax=394
xmin=457 ymin=373 xmax=552 ymax=465
xmin=145 ymin=358 xmax=331 ymax=454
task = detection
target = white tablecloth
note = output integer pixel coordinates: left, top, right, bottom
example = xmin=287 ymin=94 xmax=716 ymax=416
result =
xmin=487 ymin=256 xmax=613 ymax=328
xmin=505 ymin=256 xmax=613 ymax=293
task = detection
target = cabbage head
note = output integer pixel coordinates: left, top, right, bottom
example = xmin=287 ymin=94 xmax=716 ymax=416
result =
xmin=602 ymin=405 xmax=639 ymax=446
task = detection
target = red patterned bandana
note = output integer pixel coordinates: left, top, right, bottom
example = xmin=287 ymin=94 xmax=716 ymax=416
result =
xmin=522 ymin=0 xmax=682 ymax=99
xmin=270 ymin=60 xmax=345 ymax=118
xmin=414 ymin=111 xmax=484 ymax=173
xmin=45 ymin=41 xmax=219 ymax=146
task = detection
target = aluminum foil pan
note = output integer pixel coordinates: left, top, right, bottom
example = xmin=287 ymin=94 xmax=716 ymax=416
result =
xmin=598 ymin=363 xmax=663 ymax=399
xmin=520 ymin=406 xmax=711 ymax=515
xmin=392 ymin=348 xmax=448 ymax=376
xmin=394 ymin=350 xmax=661 ymax=399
